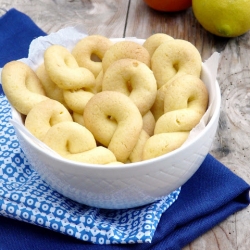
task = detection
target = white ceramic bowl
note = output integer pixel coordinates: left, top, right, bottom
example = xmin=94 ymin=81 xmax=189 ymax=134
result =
xmin=10 ymin=61 xmax=221 ymax=209
xmin=7 ymin=29 xmax=221 ymax=209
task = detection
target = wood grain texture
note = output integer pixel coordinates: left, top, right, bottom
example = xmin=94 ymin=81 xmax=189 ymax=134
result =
xmin=126 ymin=0 xmax=229 ymax=61
xmin=0 ymin=0 xmax=129 ymax=37
xmin=183 ymin=28 xmax=250 ymax=250
xmin=126 ymin=4 xmax=250 ymax=248
xmin=0 ymin=0 xmax=250 ymax=249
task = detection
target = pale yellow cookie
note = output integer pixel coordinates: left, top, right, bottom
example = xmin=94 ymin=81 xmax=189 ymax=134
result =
xmin=102 ymin=58 xmax=157 ymax=116
xmin=43 ymin=121 xmax=117 ymax=164
xmin=1 ymin=61 xmax=48 ymax=115
xmin=102 ymin=41 xmax=151 ymax=72
xmin=143 ymin=132 xmax=190 ymax=160
xmin=72 ymin=112 xmax=85 ymax=127
xmin=25 ymin=99 xmax=73 ymax=141
xmin=142 ymin=111 xmax=155 ymax=136
xmin=83 ymin=91 xmax=143 ymax=163
xmin=143 ymin=33 xmax=174 ymax=57
xmin=36 ymin=63 xmax=68 ymax=108
xmin=151 ymin=39 xmax=202 ymax=89
xmin=63 ymin=88 xmax=94 ymax=114
xmin=129 ymin=129 xmax=150 ymax=163
xmin=154 ymin=74 xmax=208 ymax=130
xmin=44 ymin=44 xmax=95 ymax=90
xmin=72 ymin=35 xmax=113 ymax=78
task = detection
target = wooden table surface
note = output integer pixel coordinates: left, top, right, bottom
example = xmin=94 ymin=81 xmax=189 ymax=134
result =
xmin=1 ymin=0 xmax=250 ymax=249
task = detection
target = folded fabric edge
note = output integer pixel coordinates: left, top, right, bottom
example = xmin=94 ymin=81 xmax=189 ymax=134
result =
xmin=179 ymin=188 xmax=250 ymax=249
xmin=150 ymin=178 xmax=250 ymax=250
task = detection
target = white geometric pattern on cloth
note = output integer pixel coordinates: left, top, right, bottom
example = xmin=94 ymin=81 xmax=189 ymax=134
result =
xmin=0 ymin=88 xmax=180 ymax=245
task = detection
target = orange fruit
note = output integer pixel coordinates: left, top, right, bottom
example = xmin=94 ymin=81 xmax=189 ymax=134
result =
xmin=143 ymin=0 xmax=192 ymax=12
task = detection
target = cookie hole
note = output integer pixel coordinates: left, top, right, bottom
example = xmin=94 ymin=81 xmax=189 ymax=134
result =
xmin=127 ymin=80 xmax=132 ymax=92
xmin=187 ymin=96 xmax=195 ymax=107
xmin=107 ymin=116 xmax=116 ymax=123
xmin=66 ymin=140 xmax=71 ymax=153
xmin=173 ymin=62 xmax=179 ymax=72
xmin=91 ymin=53 xmax=101 ymax=62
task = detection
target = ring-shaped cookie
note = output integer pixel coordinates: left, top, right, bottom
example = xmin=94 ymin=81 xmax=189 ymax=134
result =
xmin=153 ymin=74 xmax=208 ymax=123
xmin=143 ymin=33 xmax=174 ymax=57
xmin=154 ymin=74 xmax=208 ymax=134
xmin=63 ymin=88 xmax=94 ymax=114
xmin=36 ymin=63 xmax=68 ymax=108
xmin=151 ymin=39 xmax=202 ymax=89
xmin=102 ymin=41 xmax=151 ymax=72
xmin=66 ymin=146 xmax=118 ymax=165
xmin=43 ymin=121 xmax=117 ymax=164
xmin=154 ymin=109 xmax=206 ymax=134
xmin=72 ymin=35 xmax=113 ymax=78
xmin=102 ymin=59 xmax=157 ymax=116
xmin=25 ymin=99 xmax=73 ymax=141
xmin=163 ymin=75 xmax=208 ymax=114
xmin=44 ymin=44 xmax=96 ymax=90
xmin=142 ymin=132 xmax=190 ymax=160
xmin=1 ymin=61 xmax=48 ymax=115
xmin=83 ymin=91 xmax=143 ymax=163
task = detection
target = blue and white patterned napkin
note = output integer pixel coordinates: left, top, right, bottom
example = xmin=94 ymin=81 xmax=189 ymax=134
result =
xmin=0 ymin=88 xmax=180 ymax=244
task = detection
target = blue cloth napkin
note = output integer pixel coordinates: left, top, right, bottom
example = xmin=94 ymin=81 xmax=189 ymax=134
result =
xmin=0 ymin=8 xmax=250 ymax=250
